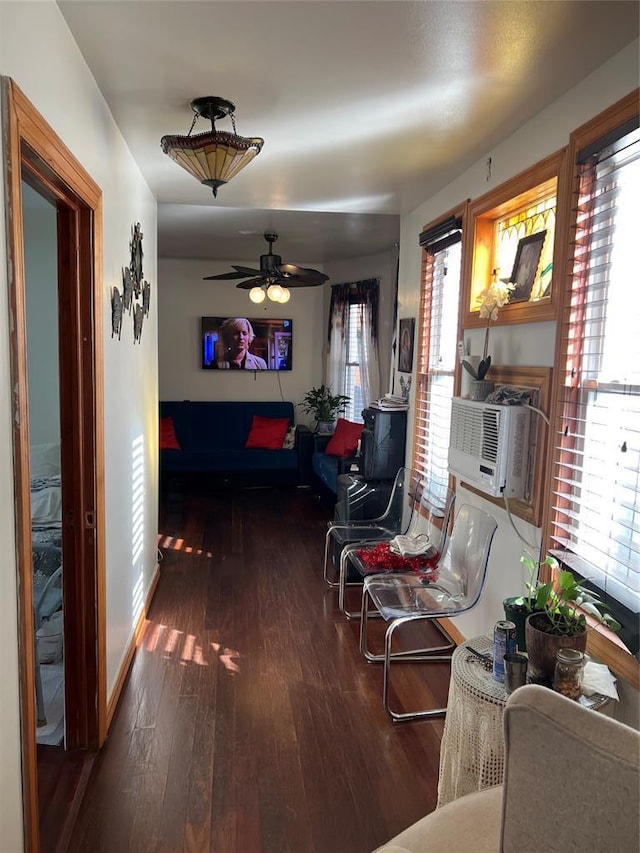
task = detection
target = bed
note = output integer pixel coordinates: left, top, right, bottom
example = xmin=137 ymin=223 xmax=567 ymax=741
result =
xmin=30 ymin=444 xmax=63 ymax=726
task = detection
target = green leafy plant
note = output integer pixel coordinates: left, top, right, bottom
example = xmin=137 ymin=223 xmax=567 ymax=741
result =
xmin=299 ymin=385 xmax=350 ymax=425
xmin=520 ymin=553 xmax=621 ymax=637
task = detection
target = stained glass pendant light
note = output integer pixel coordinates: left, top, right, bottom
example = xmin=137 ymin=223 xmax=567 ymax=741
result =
xmin=161 ymin=96 xmax=264 ymax=197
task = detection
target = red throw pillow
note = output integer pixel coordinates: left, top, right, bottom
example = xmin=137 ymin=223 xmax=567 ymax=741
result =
xmin=325 ymin=418 xmax=363 ymax=458
xmin=160 ymin=417 xmax=181 ymax=450
xmin=245 ymin=416 xmax=290 ymax=450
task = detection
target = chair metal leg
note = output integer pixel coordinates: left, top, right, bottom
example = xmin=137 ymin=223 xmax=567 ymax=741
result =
xmin=383 ymin=615 xmax=455 ymax=722
xmin=339 ymin=545 xmax=366 ymax=619
xmin=360 ymin=585 xmax=386 ymax=661
xmin=360 ymin=586 xmax=456 ymax=663
xmin=323 ymin=527 xmax=339 ymax=587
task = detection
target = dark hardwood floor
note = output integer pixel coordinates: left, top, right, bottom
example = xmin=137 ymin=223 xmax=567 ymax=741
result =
xmin=61 ymin=484 xmax=451 ymax=853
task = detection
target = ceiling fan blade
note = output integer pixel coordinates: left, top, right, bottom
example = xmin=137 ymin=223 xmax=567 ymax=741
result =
xmin=280 ymin=278 xmax=325 ymax=288
xmin=231 ymin=265 xmax=262 ymax=276
xmin=203 ymin=271 xmax=248 ymax=280
xmin=278 ymin=263 xmax=328 ymax=284
xmin=203 ymin=264 xmax=261 ymax=280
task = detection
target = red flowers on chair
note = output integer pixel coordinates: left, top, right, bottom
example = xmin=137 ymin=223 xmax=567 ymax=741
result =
xmin=356 ymin=542 xmax=440 ymax=581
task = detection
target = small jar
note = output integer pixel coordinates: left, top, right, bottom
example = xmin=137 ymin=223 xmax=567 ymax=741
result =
xmin=553 ymin=648 xmax=585 ymax=700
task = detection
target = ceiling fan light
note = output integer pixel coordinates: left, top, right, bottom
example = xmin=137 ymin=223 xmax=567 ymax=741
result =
xmin=277 ymin=287 xmax=291 ymax=304
xmin=267 ymin=283 xmax=283 ymax=302
xmin=160 ymin=97 xmax=264 ymax=197
xmin=249 ymin=286 xmax=266 ymax=304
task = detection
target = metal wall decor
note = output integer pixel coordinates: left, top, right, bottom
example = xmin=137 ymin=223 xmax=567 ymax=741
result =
xmin=111 ymin=287 xmax=123 ymax=339
xmin=118 ymin=222 xmax=151 ymax=344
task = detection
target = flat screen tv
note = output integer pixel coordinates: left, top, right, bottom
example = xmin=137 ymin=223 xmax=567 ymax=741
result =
xmin=201 ymin=316 xmax=293 ymax=371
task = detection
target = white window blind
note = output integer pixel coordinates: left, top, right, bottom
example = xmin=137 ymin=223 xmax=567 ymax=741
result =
xmin=413 ymin=231 xmax=462 ymax=502
xmin=345 ymin=302 xmax=364 ymax=422
xmin=550 ymin=119 xmax=640 ymax=619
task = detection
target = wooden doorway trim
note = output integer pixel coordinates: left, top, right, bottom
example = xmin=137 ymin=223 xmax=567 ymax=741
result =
xmin=2 ymin=78 xmax=107 ymax=850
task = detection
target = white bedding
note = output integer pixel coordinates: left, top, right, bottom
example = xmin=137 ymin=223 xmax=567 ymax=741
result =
xmin=31 ymin=474 xmax=62 ymax=527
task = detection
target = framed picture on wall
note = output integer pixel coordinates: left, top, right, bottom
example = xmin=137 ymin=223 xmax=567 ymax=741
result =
xmin=509 ymin=231 xmax=546 ymax=303
xmin=398 ymin=318 xmax=415 ymax=373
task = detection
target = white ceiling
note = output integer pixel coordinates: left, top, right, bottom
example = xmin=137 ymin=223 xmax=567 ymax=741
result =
xmin=58 ymin=0 xmax=639 ymax=266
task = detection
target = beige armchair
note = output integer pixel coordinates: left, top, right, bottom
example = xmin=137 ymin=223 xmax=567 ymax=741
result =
xmin=374 ymin=683 xmax=640 ymax=853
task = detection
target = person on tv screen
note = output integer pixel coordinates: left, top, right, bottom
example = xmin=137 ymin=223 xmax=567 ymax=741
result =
xmin=215 ymin=317 xmax=267 ymax=370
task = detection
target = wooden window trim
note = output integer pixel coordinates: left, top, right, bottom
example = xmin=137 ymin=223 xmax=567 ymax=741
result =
xmin=411 ymin=201 xmax=469 ymax=526
xmin=541 ymin=89 xmax=640 ymax=689
xmin=461 ymin=148 xmax=570 ymax=328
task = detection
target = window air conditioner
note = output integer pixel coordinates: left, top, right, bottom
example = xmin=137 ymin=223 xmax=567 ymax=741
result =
xmin=447 ymin=398 xmax=531 ymax=499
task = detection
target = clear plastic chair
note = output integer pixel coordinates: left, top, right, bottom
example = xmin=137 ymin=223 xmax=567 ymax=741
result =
xmin=359 ymin=504 xmax=498 ymax=722
xmin=338 ymin=482 xmax=455 ymax=619
xmin=322 ymin=466 xmax=420 ymax=587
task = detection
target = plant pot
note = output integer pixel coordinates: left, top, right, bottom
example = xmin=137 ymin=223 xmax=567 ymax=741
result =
xmin=525 ymin=611 xmax=587 ymax=687
xmin=317 ymin=419 xmax=336 ymax=435
xmin=503 ymin=597 xmax=542 ymax=653
xmin=469 ymin=380 xmax=495 ymax=402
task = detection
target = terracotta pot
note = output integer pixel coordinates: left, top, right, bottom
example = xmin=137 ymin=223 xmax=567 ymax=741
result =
xmin=525 ymin=612 xmax=587 ymax=687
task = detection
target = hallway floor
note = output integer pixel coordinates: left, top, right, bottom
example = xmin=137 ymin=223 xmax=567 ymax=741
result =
xmin=64 ymin=484 xmax=450 ymax=852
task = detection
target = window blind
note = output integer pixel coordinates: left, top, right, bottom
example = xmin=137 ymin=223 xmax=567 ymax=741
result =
xmin=413 ymin=228 xmax=462 ymax=504
xmin=549 ymin=120 xmax=640 ymax=630
xmin=345 ymin=302 xmax=363 ymax=421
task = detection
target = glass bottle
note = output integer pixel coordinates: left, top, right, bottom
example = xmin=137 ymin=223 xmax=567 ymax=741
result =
xmin=553 ymin=648 xmax=585 ymax=700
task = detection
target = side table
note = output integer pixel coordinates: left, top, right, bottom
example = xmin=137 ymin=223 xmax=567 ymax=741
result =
xmin=436 ymin=634 xmax=610 ymax=808
xmin=437 ymin=635 xmax=506 ymax=808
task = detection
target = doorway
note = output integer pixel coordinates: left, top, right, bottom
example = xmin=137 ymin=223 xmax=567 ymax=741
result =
xmin=2 ymin=78 xmax=107 ymax=851
xmin=22 ymin=180 xmax=65 ymax=748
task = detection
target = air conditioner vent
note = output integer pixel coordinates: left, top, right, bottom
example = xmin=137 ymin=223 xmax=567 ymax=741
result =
xmin=449 ymin=400 xmax=483 ymax=457
xmin=481 ymin=408 xmax=500 ymax=463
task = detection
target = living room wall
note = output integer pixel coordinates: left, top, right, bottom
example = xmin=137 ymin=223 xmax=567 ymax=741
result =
xmin=158 ymin=249 xmax=398 ymax=424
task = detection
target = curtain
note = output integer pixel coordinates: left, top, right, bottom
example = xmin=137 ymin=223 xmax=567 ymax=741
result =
xmin=326 ymin=283 xmax=350 ymax=397
xmin=326 ymin=279 xmax=380 ymax=412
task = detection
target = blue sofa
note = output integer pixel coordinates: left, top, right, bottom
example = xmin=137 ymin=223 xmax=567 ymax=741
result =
xmin=311 ymin=434 xmax=360 ymax=495
xmin=160 ymin=400 xmax=310 ymax=486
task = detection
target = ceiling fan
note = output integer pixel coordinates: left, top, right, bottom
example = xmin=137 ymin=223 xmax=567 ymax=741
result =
xmin=203 ymin=233 xmax=329 ymax=299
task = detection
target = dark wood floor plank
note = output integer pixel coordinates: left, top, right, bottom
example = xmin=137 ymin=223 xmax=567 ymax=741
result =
xmin=57 ymin=484 xmax=451 ymax=853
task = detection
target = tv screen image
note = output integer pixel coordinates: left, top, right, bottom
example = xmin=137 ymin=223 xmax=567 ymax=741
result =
xmin=201 ymin=316 xmax=293 ymax=371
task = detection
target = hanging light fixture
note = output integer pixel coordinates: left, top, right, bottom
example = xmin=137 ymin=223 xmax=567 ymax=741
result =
xmin=248 ymin=281 xmax=291 ymax=305
xmin=160 ymin=96 xmax=264 ymax=197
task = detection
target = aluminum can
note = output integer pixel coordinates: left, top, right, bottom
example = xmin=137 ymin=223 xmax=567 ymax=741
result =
xmin=492 ymin=620 xmax=517 ymax=683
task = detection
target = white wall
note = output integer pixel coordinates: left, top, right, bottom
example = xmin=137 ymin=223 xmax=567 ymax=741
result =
xmin=0 ymin=4 xmax=158 ymax=847
xmin=158 ymin=257 xmax=324 ymax=422
xmin=158 ymin=249 xmax=398 ymax=422
xmin=398 ymin=41 xmax=639 ymax=700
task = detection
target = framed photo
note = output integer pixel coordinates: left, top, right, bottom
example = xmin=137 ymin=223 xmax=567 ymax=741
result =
xmin=509 ymin=231 xmax=546 ymax=303
xmin=398 ymin=318 xmax=415 ymax=373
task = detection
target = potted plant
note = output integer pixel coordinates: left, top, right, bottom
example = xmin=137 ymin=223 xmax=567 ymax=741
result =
xmin=299 ymin=385 xmax=350 ymax=434
xmin=462 ymin=272 xmax=514 ymax=400
xmin=502 ymin=552 xmax=549 ymax=652
xmin=523 ymin=554 xmax=620 ymax=685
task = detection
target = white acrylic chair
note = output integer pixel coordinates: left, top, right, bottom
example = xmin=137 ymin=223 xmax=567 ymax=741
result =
xmin=338 ymin=482 xmax=455 ymax=619
xmin=359 ymin=504 xmax=498 ymax=722
xmin=322 ymin=466 xmax=419 ymax=587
